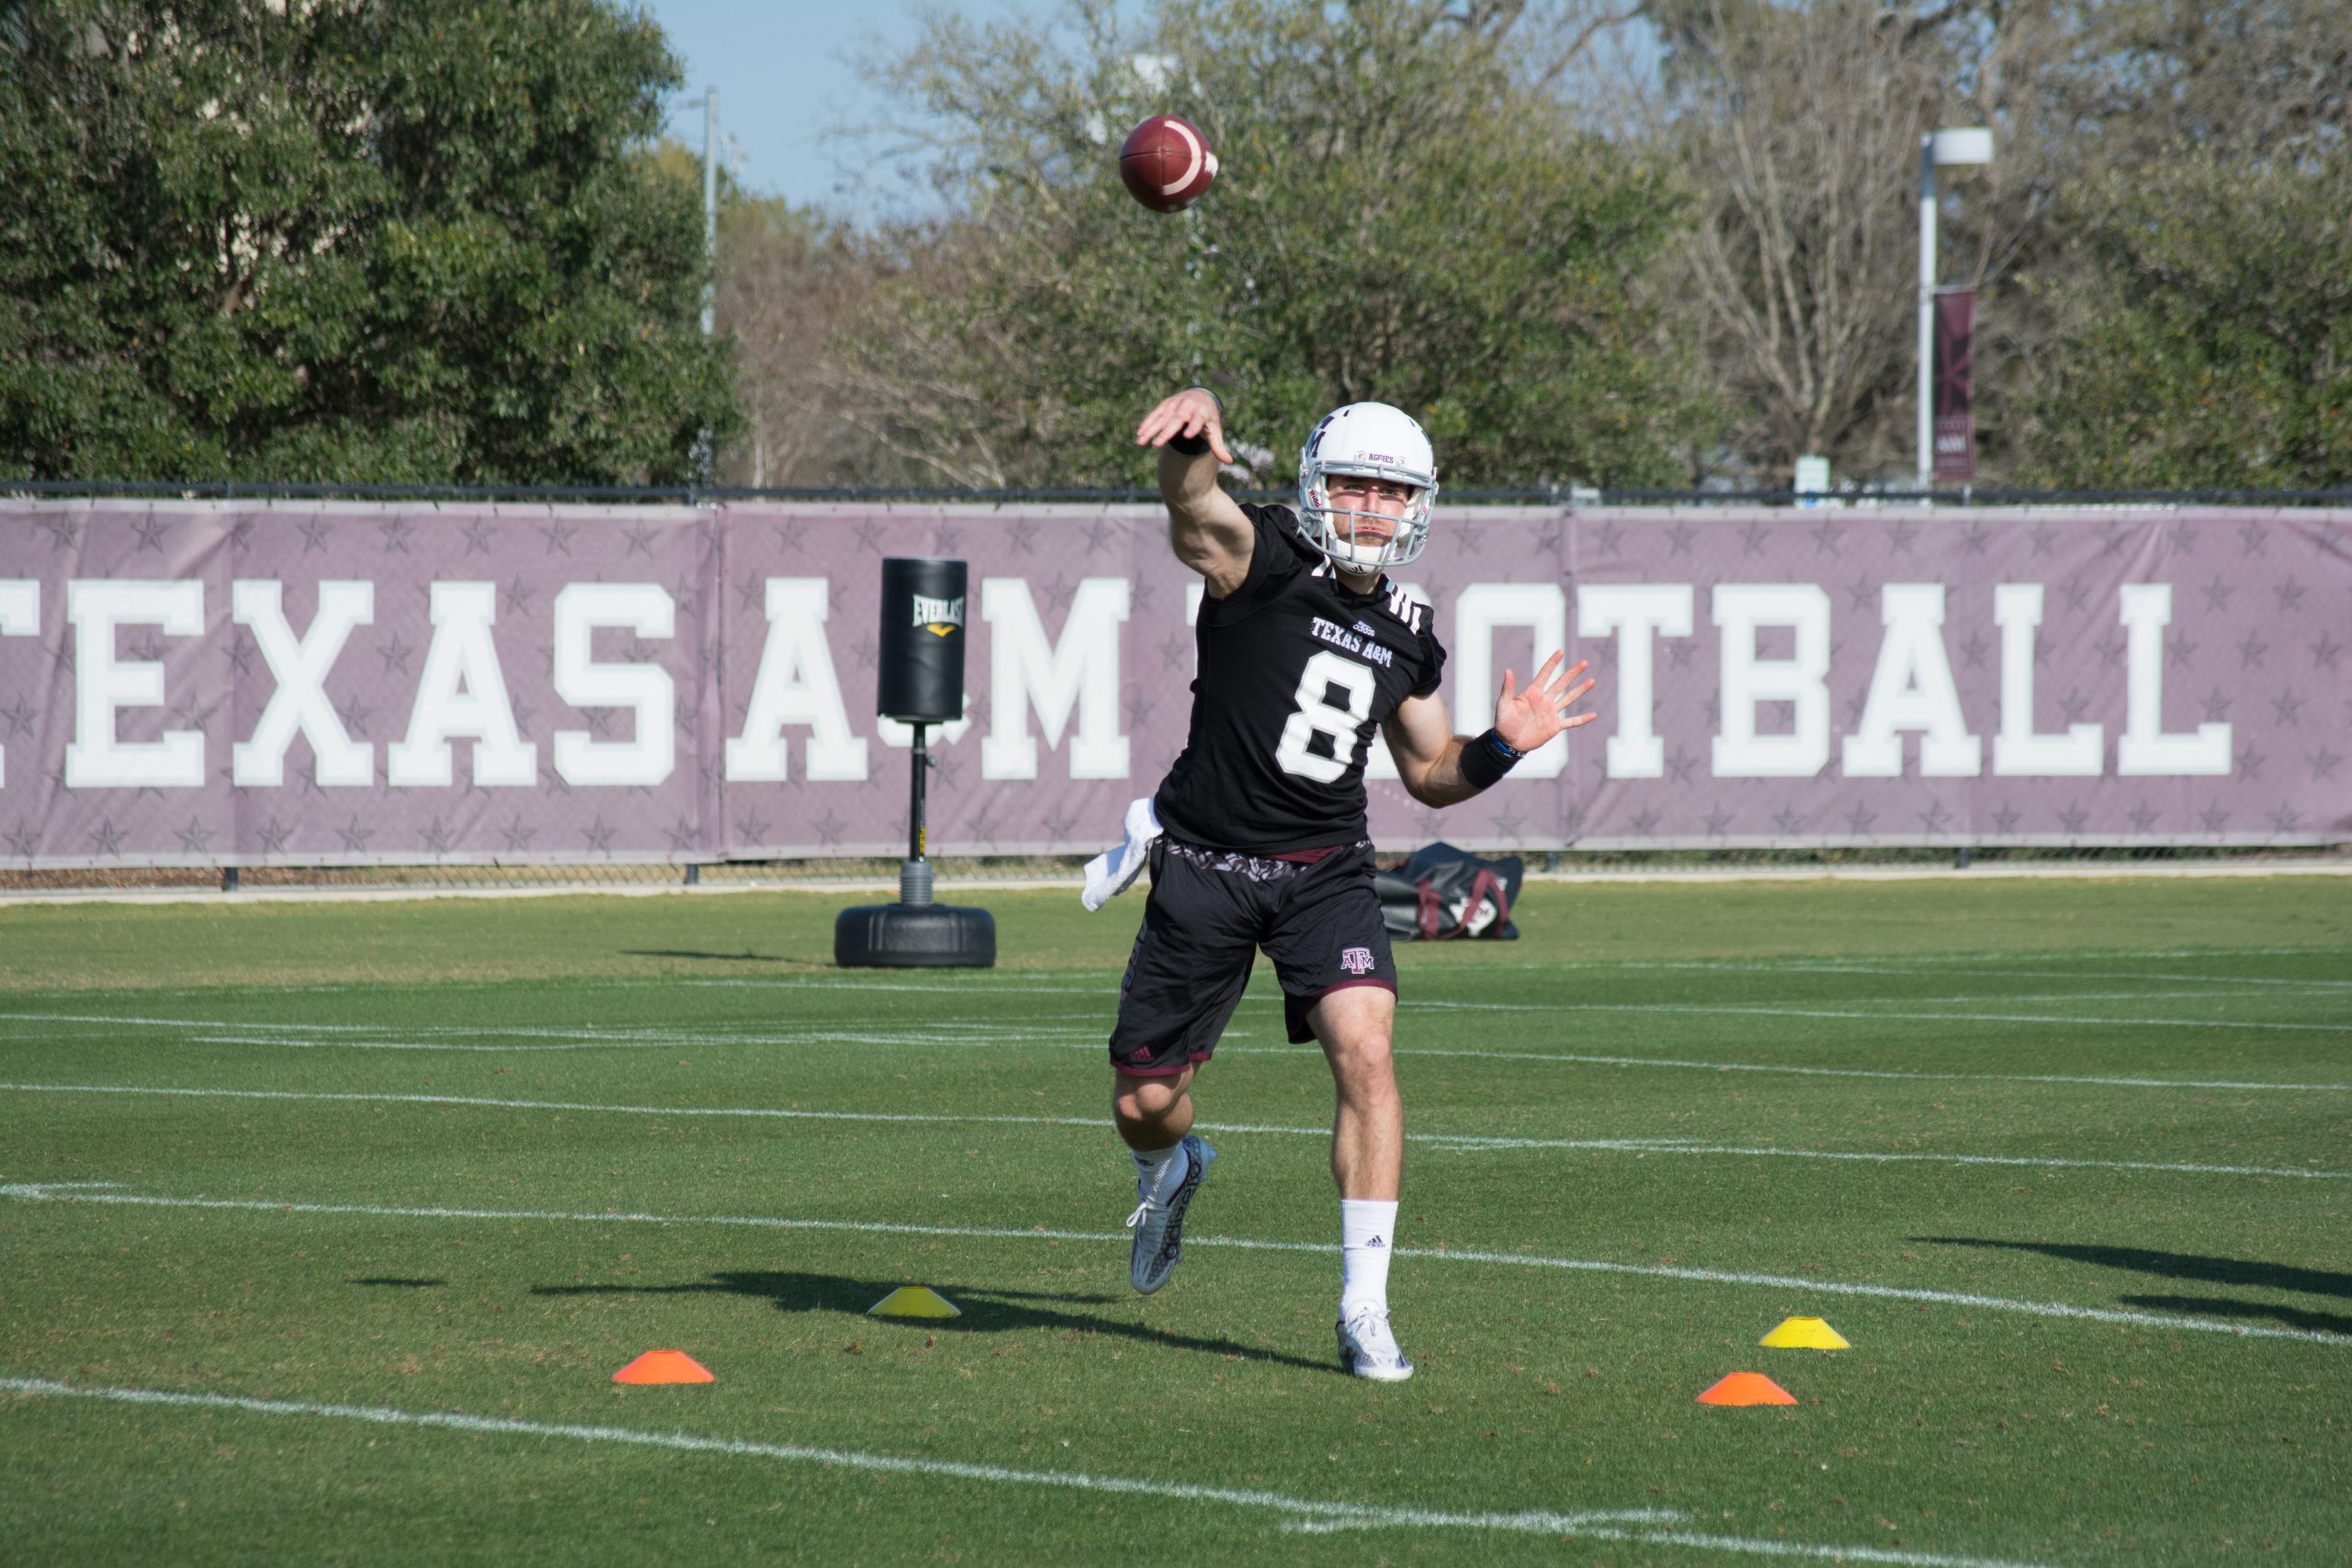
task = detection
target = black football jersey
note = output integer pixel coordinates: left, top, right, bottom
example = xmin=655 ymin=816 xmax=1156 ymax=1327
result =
xmin=1153 ymin=502 xmax=1447 ymax=853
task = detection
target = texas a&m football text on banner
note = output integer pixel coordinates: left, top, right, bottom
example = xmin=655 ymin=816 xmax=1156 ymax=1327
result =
xmin=1 ymin=502 xmax=2344 ymax=865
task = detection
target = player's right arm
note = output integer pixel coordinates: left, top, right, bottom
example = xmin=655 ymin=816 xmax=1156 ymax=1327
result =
xmin=1136 ymin=387 xmax=1253 ymax=598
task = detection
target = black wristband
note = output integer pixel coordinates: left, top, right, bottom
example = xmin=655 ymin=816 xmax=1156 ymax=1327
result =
xmin=1457 ymin=728 xmax=1522 ymax=792
xmin=1168 ymin=430 xmax=1211 ymax=456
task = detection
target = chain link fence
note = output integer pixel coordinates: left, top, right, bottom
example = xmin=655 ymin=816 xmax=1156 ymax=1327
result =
xmin=6 ymin=845 xmax=2344 ymax=899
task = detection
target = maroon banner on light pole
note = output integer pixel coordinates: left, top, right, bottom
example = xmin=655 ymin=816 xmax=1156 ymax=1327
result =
xmin=1933 ymin=287 xmax=1975 ymax=481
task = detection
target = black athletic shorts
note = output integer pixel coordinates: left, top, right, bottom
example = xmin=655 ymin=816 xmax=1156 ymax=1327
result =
xmin=1107 ymin=837 xmax=1399 ymax=1077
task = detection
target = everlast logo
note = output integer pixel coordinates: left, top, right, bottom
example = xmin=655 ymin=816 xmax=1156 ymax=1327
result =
xmin=910 ymin=593 xmax=966 ymax=637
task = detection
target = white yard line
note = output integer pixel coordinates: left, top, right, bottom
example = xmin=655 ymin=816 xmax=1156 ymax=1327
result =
xmin=0 ymin=1375 xmax=2066 ymax=1568
xmin=1394 ymin=1045 xmax=2350 ymax=1093
xmin=1410 ymin=1000 xmax=2352 ymax=1033
xmin=4 ymin=1080 xmax=2342 ymax=1181
xmin=0 ymin=1011 xmax=1110 ymax=1039
xmin=3 ymin=1181 xmax=2343 ymax=1348
xmin=653 ymin=978 xmax=2352 ymax=1029
xmin=1745 ymin=954 xmax=2352 ymax=987
xmin=9 ymin=944 xmax=2339 ymax=1002
xmin=181 ymin=1032 xmax=1121 ymax=1053
xmin=0 ymin=1013 xmax=1106 ymax=1037
xmin=4 ymin=984 xmax=2338 ymax=1046
xmin=0 ymin=1082 xmax=1121 ymax=1133
xmin=1494 ymin=956 xmax=2352 ymax=991
xmin=0 ymin=1011 xmax=1126 ymax=1054
xmin=1846 ymin=966 xmax=2352 ymax=993
xmin=7 ymin=1015 xmax=2346 ymax=1093
xmin=1426 ymin=1135 xmax=2346 ymax=1180
xmin=673 ymin=978 xmax=1111 ymax=995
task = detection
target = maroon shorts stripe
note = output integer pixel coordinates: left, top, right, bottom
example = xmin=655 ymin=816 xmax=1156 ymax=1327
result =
xmin=1111 ymin=1058 xmax=1203 ymax=1079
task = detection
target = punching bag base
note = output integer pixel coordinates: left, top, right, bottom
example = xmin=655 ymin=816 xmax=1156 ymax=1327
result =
xmin=834 ymin=904 xmax=996 ymax=968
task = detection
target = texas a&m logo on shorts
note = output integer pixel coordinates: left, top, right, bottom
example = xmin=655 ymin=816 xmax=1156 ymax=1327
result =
xmin=1340 ymin=946 xmax=1375 ymax=976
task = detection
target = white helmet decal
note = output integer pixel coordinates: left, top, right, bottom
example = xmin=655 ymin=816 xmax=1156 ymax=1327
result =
xmin=1297 ymin=401 xmax=1439 ymax=570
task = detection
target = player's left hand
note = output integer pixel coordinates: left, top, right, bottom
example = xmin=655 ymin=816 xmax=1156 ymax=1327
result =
xmin=1494 ymin=653 xmax=1597 ymax=751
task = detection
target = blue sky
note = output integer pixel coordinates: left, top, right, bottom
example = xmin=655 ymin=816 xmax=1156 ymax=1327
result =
xmin=642 ymin=0 xmax=1049 ymax=219
xmin=639 ymin=1 xmax=1656 ymax=220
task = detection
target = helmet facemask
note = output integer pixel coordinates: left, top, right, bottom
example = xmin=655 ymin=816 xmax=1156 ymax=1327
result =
xmin=1299 ymin=469 xmax=1435 ymax=569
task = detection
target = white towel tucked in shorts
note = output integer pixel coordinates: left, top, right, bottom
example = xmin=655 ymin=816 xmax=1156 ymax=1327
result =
xmin=1081 ymin=796 xmax=1162 ymax=911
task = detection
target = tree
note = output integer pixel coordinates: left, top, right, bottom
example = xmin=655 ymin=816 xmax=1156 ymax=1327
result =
xmin=0 ymin=0 xmax=738 ymax=484
xmin=1645 ymin=1 xmax=1942 ymax=481
xmin=1990 ymin=0 xmax=2352 ymax=486
xmin=1604 ymin=0 xmax=2076 ymax=486
xmin=2015 ymin=145 xmax=2352 ymax=489
xmin=707 ymin=187 xmax=1006 ymax=490
xmin=865 ymin=0 xmax=1713 ymax=490
xmin=2018 ymin=0 xmax=2352 ymax=169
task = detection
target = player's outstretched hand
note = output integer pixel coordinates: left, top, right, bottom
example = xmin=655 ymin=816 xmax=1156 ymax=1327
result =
xmin=1135 ymin=388 xmax=1233 ymax=465
xmin=1494 ymin=653 xmax=1598 ymax=752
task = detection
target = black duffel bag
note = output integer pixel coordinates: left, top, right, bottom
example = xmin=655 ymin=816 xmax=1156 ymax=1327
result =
xmin=1374 ymin=841 xmax=1523 ymax=941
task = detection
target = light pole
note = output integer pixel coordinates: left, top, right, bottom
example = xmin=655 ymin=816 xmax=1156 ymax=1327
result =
xmin=700 ymin=86 xmax=718 ymax=339
xmin=1917 ymin=126 xmax=1993 ymax=491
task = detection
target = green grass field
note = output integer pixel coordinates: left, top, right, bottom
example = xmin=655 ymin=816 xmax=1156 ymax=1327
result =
xmin=3 ymin=875 xmax=2347 ymax=1565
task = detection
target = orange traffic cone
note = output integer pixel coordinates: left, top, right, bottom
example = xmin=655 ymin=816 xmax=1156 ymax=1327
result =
xmin=613 ymin=1349 xmax=715 ymax=1385
xmin=1696 ymin=1371 xmax=1796 ymax=1406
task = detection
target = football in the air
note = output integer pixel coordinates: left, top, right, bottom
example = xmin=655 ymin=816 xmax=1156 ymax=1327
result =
xmin=1118 ymin=115 xmax=1218 ymax=212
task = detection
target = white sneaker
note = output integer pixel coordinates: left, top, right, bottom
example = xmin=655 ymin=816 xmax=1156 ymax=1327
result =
xmin=1337 ymin=1305 xmax=1415 ymax=1382
xmin=1125 ymin=1134 xmax=1213 ymax=1294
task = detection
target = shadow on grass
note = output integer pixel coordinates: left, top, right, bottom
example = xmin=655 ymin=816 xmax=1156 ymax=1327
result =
xmin=533 ymin=1269 xmax=1335 ymax=1373
xmin=621 ymin=950 xmax=782 ymax=963
xmin=2120 ymin=1295 xmax=2352 ymax=1339
xmin=1916 ymin=1236 xmax=2352 ymax=1300
xmin=352 ymin=1277 xmax=447 ymax=1288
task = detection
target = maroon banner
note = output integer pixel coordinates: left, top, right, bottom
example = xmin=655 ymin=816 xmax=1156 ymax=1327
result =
xmin=1 ymin=501 xmax=2347 ymax=865
xmin=1933 ymin=288 xmax=1976 ymax=481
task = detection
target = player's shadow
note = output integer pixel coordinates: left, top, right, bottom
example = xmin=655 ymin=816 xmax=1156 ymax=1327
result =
xmin=352 ymin=1276 xmax=447 ymax=1288
xmin=1916 ymin=1236 xmax=2352 ymax=1301
xmin=2118 ymin=1294 xmax=2352 ymax=1339
xmin=532 ymin=1270 xmax=1333 ymax=1372
xmin=620 ymin=949 xmax=782 ymax=963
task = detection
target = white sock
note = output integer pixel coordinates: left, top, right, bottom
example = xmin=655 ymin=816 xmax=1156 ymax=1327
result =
xmin=1133 ymin=1141 xmax=1189 ymax=1199
xmin=1340 ymin=1199 xmax=1398 ymax=1315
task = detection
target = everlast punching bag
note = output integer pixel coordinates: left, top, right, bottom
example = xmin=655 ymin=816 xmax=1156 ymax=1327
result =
xmin=834 ymin=558 xmax=996 ymax=967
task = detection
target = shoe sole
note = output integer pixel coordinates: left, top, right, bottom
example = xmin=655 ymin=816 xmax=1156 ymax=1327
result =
xmin=1338 ymin=1325 xmax=1415 ymax=1382
xmin=1129 ymin=1135 xmax=1213 ymax=1295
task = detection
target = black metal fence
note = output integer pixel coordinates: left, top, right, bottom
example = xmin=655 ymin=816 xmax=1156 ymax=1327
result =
xmin=10 ymin=480 xmax=2352 ymax=508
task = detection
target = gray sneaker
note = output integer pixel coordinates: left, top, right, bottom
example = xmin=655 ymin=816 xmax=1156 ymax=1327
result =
xmin=1125 ymin=1134 xmax=1214 ymax=1294
xmin=1337 ymin=1305 xmax=1415 ymax=1382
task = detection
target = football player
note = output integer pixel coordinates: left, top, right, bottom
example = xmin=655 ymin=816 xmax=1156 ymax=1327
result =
xmin=1112 ymin=386 xmax=1597 ymax=1380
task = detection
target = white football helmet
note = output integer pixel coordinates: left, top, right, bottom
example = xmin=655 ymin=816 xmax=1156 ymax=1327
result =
xmin=1296 ymin=401 xmax=1439 ymax=570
